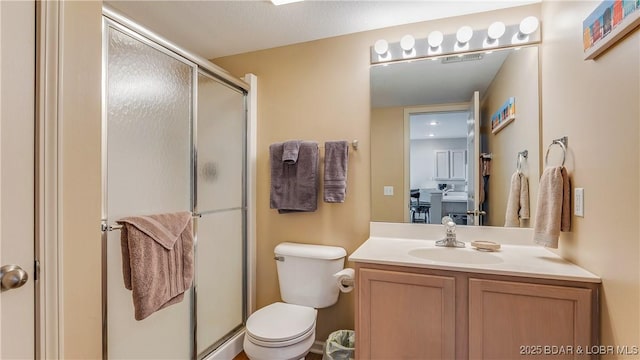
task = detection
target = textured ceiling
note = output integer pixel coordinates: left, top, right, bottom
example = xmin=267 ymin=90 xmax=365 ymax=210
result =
xmin=105 ymin=0 xmax=539 ymax=59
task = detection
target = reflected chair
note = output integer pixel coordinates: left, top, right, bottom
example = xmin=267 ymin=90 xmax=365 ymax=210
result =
xmin=409 ymin=190 xmax=430 ymax=223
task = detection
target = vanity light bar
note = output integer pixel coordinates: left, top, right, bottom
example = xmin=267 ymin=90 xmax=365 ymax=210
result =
xmin=370 ymin=17 xmax=540 ymax=65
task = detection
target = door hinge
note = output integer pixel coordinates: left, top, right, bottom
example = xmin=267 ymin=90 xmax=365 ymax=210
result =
xmin=34 ymin=259 xmax=40 ymax=281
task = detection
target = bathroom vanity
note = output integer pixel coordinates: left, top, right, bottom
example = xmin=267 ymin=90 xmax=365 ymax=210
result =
xmin=350 ymin=223 xmax=601 ymax=360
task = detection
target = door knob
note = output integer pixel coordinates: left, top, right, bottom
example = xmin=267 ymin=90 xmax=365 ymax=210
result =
xmin=0 ymin=264 xmax=28 ymax=291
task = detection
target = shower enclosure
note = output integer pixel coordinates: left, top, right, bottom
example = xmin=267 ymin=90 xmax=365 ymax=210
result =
xmin=101 ymin=7 xmax=251 ymax=359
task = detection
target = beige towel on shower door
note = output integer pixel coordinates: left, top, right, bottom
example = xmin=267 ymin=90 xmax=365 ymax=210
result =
xmin=118 ymin=211 xmax=194 ymax=320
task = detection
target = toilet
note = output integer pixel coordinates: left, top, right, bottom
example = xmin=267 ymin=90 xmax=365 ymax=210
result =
xmin=243 ymin=242 xmax=348 ymax=360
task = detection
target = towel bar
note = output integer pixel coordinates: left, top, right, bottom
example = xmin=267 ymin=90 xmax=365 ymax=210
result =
xmin=318 ymin=140 xmax=359 ymax=151
xmin=101 ymin=213 xmax=202 ymax=232
xmin=545 ymin=136 xmax=568 ymax=167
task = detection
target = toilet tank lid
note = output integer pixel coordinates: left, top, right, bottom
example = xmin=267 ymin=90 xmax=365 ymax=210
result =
xmin=275 ymin=242 xmax=347 ymax=260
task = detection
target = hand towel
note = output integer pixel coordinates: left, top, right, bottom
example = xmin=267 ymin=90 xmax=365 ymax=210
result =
xmin=117 ymin=211 xmax=194 ymax=320
xmin=282 ymin=140 xmax=301 ymax=164
xmin=519 ymin=174 xmax=530 ymax=220
xmin=479 ymin=156 xmax=491 ymax=206
xmin=270 ymin=141 xmax=319 ymax=213
xmin=504 ymin=172 xmax=530 ymax=227
xmin=533 ymin=167 xmax=571 ymax=248
xmin=323 ymin=141 xmax=349 ymax=203
xmin=504 ymin=172 xmax=522 ymax=227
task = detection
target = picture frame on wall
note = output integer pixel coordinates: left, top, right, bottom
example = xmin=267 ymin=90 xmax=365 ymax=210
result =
xmin=583 ymin=0 xmax=640 ymax=60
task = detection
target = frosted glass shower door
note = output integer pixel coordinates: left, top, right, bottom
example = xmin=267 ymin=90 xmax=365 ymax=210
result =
xmin=195 ymin=72 xmax=246 ymax=356
xmin=104 ymin=22 xmax=194 ymax=359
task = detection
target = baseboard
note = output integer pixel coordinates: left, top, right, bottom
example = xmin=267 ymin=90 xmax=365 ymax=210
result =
xmin=203 ymin=330 xmax=245 ymax=360
xmin=309 ymin=340 xmax=325 ymax=354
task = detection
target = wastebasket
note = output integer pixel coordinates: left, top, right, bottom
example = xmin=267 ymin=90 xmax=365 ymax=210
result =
xmin=322 ymin=330 xmax=355 ymax=360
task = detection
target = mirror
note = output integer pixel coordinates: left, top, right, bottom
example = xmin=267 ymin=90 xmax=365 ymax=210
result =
xmin=371 ymin=45 xmax=540 ymax=227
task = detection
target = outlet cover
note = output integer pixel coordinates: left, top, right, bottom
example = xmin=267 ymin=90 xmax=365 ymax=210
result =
xmin=383 ymin=186 xmax=394 ymax=196
xmin=574 ymin=188 xmax=584 ymax=217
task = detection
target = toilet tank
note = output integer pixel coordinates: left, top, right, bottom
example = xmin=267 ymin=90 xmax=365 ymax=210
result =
xmin=274 ymin=242 xmax=347 ymax=309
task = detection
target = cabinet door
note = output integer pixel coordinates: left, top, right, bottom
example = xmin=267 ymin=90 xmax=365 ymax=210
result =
xmin=450 ymin=150 xmax=467 ymax=180
xmin=357 ymin=268 xmax=456 ymax=360
xmin=469 ymin=279 xmax=592 ymax=360
xmin=434 ymin=150 xmax=450 ymax=180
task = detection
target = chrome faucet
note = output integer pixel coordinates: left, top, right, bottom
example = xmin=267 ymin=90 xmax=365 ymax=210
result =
xmin=435 ymin=216 xmax=465 ymax=248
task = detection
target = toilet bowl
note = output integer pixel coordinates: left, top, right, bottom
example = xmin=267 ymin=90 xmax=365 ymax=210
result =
xmin=243 ymin=302 xmax=317 ymax=360
xmin=242 ymin=242 xmax=348 ymax=360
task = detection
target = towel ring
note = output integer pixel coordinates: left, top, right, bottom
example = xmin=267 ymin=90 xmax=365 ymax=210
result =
xmin=545 ymin=137 xmax=567 ymax=167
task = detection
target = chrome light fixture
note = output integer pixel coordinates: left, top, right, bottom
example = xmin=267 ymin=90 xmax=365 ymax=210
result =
xmin=370 ymin=16 xmax=541 ymax=65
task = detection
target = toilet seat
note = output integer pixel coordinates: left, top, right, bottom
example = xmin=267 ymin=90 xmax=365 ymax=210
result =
xmin=246 ymin=302 xmax=317 ymax=348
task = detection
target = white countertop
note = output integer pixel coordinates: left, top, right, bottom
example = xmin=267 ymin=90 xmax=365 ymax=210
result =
xmin=349 ymin=224 xmax=601 ymax=283
xmin=441 ymin=198 xmax=467 ymax=203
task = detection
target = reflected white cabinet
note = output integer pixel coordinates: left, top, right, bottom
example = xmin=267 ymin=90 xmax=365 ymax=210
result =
xmin=434 ymin=149 xmax=466 ymax=180
xmin=450 ymin=149 xmax=466 ymax=180
xmin=434 ymin=150 xmax=450 ymax=180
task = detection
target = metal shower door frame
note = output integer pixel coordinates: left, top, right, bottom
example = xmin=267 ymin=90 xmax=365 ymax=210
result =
xmin=101 ymin=7 xmax=249 ymax=360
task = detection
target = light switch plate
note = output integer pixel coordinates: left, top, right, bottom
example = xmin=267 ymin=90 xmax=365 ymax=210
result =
xmin=383 ymin=186 xmax=394 ymax=196
xmin=574 ymin=188 xmax=584 ymax=217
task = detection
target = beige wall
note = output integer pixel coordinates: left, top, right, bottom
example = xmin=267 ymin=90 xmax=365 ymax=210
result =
xmin=481 ymin=47 xmax=540 ymax=227
xmin=371 ymin=106 xmax=405 ymax=223
xmin=214 ymin=34 xmax=372 ymax=340
xmin=214 ymin=3 xmax=542 ymax=340
xmin=541 ymin=0 xmax=640 ymax=353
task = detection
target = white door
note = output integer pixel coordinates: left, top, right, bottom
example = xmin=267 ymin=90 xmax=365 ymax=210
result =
xmin=466 ymin=91 xmax=480 ymax=225
xmin=0 ymin=1 xmax=36 ymax=358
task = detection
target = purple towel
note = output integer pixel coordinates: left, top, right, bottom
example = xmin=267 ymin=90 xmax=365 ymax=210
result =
xmin=324 ymin=141 xmax=349 ymax=203
xmin=282 ymin=140 xmax=301 ymax=164
xmin=270 ymin=141 xmax=319 ymax=213
xmin=117 ymin=212 xmax=193 ymax=320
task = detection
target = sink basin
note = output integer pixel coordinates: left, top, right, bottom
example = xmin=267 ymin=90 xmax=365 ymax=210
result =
xmin=408 ymin=247 xmax=504 ymax=264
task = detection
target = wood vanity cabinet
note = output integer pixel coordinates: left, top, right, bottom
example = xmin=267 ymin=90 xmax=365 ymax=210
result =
xmin=355 ymin=263 xmax=599 ymax=360
xmin=468 ymin=279 xmax=594 ymax=360
xmin=357 ymin=267 xmax=457 ymax=359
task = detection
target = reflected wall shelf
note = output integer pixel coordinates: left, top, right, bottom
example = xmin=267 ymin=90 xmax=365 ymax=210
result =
xmin=491 ymin=115 xmax=515 ymax=134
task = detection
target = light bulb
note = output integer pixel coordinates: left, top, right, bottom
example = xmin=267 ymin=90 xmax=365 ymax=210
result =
xmin=488 ymin=21 xmax=506 ymax=40
xmin=400 ymin=34 xmax=415 ymax=51
xmin=374 ymin=39 xmax=389 ymax=55
xmin=456 ymin=26 xmax=473 ymax=44
xmin=428 ymin=31 xmax=443 ymax=48
xmin=519 ymin=16 xmax=539 ymax=35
